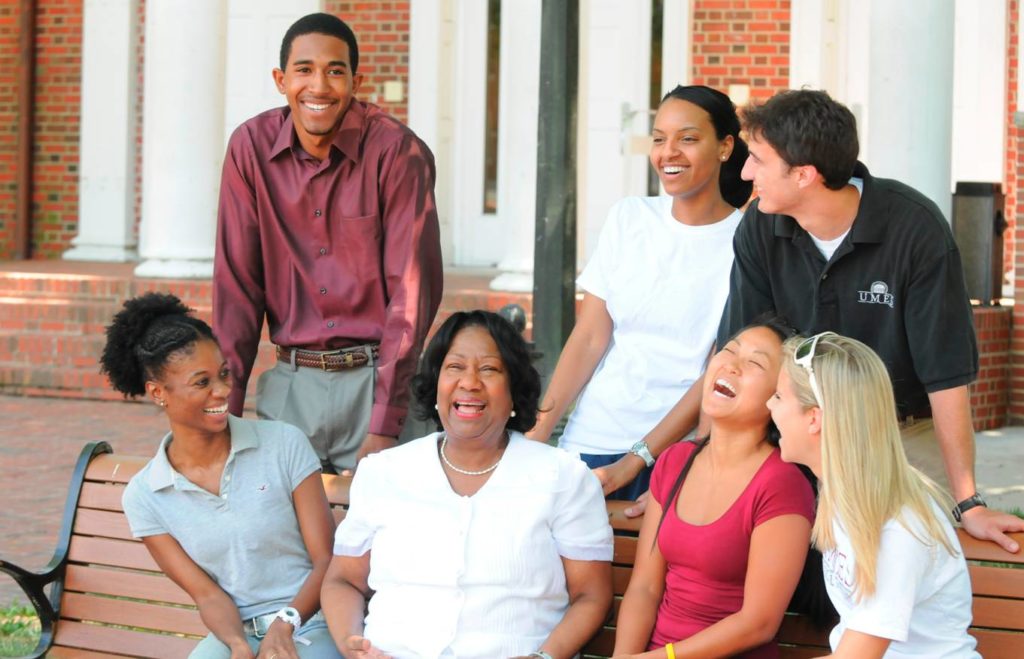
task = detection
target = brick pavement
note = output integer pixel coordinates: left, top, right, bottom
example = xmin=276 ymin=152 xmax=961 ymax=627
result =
xmin=0 ymin=394 xmax=165 ymax=606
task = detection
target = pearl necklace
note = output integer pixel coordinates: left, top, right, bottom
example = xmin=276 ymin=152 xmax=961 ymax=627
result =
xmin=439 ymin=435 xmax=503 ymax=476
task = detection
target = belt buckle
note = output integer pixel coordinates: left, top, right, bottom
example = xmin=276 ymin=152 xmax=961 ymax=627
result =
xmin=245 ymin=615 xmax=269 ymax=638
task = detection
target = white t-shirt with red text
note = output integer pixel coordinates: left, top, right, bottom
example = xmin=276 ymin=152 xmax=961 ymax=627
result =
xmin=823 ymin=500 xmax=980 ymax=658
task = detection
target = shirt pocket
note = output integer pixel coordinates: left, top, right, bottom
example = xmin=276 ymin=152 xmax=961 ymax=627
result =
xmin=330 ymin=213 xmax=383 ymax=282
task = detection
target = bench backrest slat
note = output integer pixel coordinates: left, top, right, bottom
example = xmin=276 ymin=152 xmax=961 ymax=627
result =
xmin=65 ymin=564 xmax=192 ymax=607
xmin=62 ymin=591 xmax=208 ymax=636
xmin=54 ymin=619 xmax=199 ymax=658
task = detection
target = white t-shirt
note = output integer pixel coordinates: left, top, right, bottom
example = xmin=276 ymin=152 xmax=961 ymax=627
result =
xmin=808 ymin=177 xmax=862 ymax=261
xmin=561 ymin=196 xmax=742 ymax=454
xmin=334 ymin=432 xmax=613 ymax=658
xmin=823 ymin=500 xmax=980 ymax=658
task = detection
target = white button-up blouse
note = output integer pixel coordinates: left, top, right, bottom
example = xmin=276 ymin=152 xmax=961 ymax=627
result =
xmin=334 ymin=431 xmax=614 ymax=658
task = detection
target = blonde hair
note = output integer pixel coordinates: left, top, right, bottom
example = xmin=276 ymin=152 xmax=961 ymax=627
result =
xmin=781 ymin=333 xmax=957 ymax=600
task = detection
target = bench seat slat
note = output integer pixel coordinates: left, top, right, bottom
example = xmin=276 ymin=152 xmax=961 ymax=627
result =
xmin=65 ymin=564 xmax=193 ymax=607
xmin=78 ymin=481 xmax=128 ymax=512
xmin=53 ymin=620 xmax=200 ymax=658
xmin=62 ymin=591 xmax=206 ymax=636
xmin=73 ymin=507 xmax=134 ymax=540
xmin=69 ymin=535 xmax=159 ymax=571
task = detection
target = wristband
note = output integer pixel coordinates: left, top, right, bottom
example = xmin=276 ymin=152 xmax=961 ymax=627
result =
xmin=274 ymin=606 xmax=301 ymax=630
xmin=952 ymin=493 xmax=986 ymax=522
xmin=666 ymin=642 xmax=676 ymax=659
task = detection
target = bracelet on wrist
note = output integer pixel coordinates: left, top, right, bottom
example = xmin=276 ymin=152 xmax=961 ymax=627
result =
xmin=528 ymin=652 xmax=554 ymax=659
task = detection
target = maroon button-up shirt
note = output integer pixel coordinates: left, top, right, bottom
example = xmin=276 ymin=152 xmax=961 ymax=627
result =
xmin=214 ymin=100 xmax=443 ymax=437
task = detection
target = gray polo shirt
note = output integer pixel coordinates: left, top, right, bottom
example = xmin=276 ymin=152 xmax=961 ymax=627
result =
xmin=122 ymin=415 xmax=320 ymax=620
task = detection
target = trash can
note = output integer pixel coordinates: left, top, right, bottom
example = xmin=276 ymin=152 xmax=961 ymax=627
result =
xmin=951 ymin=182 xmax=1006 ymax=305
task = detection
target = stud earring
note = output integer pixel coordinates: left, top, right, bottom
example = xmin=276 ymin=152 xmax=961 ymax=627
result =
xmin=434 ymin=403 xmax=439 ymax=410
xmin=510 ymin=410 xmax=516 ymax=418
xmin=158 ymin=399 xmax=166 ymax=407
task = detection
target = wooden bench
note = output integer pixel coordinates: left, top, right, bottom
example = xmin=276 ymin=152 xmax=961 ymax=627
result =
xmin=2 ymin=441 xmax=1022 ymax=658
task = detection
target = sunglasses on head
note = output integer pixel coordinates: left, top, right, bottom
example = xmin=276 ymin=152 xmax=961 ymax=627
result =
xmin=794 ymin=332 xmax=827 ymax=407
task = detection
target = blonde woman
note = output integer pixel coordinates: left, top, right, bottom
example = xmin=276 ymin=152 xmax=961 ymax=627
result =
xmin=768 ymin=332 xmax=979 ymax=658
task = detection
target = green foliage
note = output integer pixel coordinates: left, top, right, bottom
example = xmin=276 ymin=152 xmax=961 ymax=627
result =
xmin=0 ymin=601 xmax=39 ymax=657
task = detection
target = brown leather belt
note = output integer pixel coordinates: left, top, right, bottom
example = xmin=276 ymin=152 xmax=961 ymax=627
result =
xmin=276 ymin=344 xmax=379 ymax=372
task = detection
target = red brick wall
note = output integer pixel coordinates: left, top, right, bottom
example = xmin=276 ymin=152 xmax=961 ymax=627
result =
xmin=972 ymin=306 xmax=1011 ymax=430
xmin=691 ymin=0 xmax=791 ymax=100
xmin=31 ymin=0 xmax=82 ymax=258
xmin=1006 ymin=0 xmax=1018 ymax=290
xmin=324 ymin=1 xmax=410 ymax=123
xmin=0 ymin=2 xmax=21 ymax=259
xmin=1010 ymin=1 xmax=1024 ymax=423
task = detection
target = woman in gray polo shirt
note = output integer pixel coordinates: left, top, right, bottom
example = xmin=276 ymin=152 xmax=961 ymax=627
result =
xmin=102 ymin=293 xmax=340 ymax=659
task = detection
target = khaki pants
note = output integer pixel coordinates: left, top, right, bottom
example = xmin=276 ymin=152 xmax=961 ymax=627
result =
xmin=256 ymin=347 xmax=375 ymax=472
xmin=900 ymin=418 xmax=953 ymax=495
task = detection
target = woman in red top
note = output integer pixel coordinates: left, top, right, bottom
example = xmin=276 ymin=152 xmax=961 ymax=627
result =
xmin=613 ymin=319 xmax=816 ymax=658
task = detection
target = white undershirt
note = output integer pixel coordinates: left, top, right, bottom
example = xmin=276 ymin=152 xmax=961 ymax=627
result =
xmin=808 ymin=177 xmax=863 ymax=261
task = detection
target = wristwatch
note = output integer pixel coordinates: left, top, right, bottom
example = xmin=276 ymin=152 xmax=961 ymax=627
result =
xmin=629 ymin=440 xmax=656 ymax=468
xmin=952 ymin=493 xmax=987 ymax=522
xmin=274 ymin=606 xmax=302 ymax=630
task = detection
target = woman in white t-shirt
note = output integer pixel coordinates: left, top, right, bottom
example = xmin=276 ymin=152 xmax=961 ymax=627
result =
xmin=768 ymin=332 xmax=980 ymax=659
xmin=528 ymin=85 xmax=752 ymax=500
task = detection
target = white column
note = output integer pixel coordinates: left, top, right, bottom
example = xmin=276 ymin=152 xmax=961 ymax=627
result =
xmin=576 ymin=0 xmax=652 ymax=267
xmin=861 ymin=0 xmax=955 ymax=219
xmin=408 ymin=0 xmax=454 ymax=265
xmin=134 ymin=0 xmax=228 ymax=278
xmin=489 ymin=0 xmax=542 ymax=292
xmin=789 ymin=0 xmax=838 ymax=91
xmin=951 ymin=0 xmax=1007 ymax=187
xmin=661 ymin=0 xmax=692 ymax=93
xmin=790 ymin=0 xmax=955 ymax=220
xmin=64 ymin=0 xmax=139 ymax=262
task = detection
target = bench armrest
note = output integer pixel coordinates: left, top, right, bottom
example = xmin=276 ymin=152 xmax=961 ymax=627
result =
xmin=0 ymin=441 xmax=113 ymax=659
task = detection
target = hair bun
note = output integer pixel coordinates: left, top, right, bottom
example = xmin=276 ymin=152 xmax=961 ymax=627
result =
xmin=100 ymin=293 xmax=193 ymax=397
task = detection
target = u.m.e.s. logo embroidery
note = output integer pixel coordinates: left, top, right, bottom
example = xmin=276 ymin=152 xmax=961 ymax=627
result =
xmin=857 ymin=281 xmax=894 ymax=308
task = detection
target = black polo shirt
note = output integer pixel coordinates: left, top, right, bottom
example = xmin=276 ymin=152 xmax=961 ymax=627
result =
xmin=717 ymin=162 xmax=978 ymax=418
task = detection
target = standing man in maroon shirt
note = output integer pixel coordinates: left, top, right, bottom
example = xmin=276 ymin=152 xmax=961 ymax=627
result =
xmin=214 ymin=13 xmax=443 ymax=473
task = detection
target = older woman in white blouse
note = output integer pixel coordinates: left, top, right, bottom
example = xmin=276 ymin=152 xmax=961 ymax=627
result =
xmin=321 ymin=311 xmax=613 ymax=659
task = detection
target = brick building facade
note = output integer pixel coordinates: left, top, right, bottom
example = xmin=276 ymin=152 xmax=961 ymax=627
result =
xmin=0 ymin=0 xmax=1020 ymax=429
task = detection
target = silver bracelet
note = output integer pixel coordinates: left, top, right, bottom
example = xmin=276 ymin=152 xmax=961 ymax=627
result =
xmin=528 ymin=652 xmax=554 ymax=659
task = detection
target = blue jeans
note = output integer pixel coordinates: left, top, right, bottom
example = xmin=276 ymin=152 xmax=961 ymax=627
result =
xmin=579 ymin=452 xmax=653 ymax=502
xmin=189 ymin=617 xmax=340 ymax=658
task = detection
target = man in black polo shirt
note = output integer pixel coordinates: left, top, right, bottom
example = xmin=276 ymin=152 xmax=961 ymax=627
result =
xmin=718 ymin=89 xmax=1023 ymax=552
